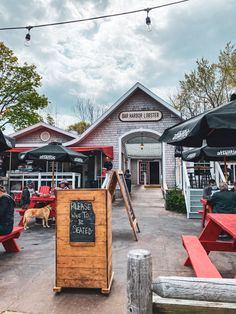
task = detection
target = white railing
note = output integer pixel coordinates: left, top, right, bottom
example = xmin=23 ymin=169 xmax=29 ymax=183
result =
xmin=175 ymin=158 xmax=182 ymax=189
xmin=101 ymin=173 xmax=110 ymax=188
xmin=182 ymin=161 xmax=191 ymax=218
xmin=215 ymin=162 xmax=226 ymax=185
xmin=6 ymin=171 xmax=81 ymax=192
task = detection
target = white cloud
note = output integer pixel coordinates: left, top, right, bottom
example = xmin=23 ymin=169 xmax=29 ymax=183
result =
xmin=1 ymin=0 xmax=235 ymax=129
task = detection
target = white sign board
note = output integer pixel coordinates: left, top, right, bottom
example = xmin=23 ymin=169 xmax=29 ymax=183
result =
xmin=119 ymin=110 xmax=162 ymax=122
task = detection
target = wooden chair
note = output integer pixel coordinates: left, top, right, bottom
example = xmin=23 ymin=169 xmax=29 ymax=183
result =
xmin=13 ymin=192 xmax=22 ymax=206
xmin=0 ymin=226 xmax=24 ymax=253
xmin=38 ymin=186 xmax=50 ymax=195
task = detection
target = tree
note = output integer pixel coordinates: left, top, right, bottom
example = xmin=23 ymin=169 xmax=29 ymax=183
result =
xmin=67 ymin=121 xmax=90 ymax=134
xmin=46 ymin=113 xmax=55 ymax=126
xmin=171 ymin=43 xmax=236 ymax=118
xmin=74 ymin=97 xmax=105 ymax=124
xmin=0 ymin=42 xmax=48 ymax=130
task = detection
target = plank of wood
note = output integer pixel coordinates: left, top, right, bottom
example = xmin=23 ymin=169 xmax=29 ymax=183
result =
xmin=56 ymin=278 xmax=107 ymax=289
xmin=152 ymin=276 xmax=236 ymax=303
xmin=57 ymin=267 xmax=107 ymax=280
xmin=153 ymin=295 xmax=236 ymax=314
xmin=57 ymin=240 xmax=107 ymax=257
xmin=57 ymin=256 xmax=107 ymax=268
xmin=182 ymin=235 xmax=222 ymax=278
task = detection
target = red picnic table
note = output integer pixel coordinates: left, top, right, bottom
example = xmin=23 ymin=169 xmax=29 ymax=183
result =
xmin=199 ymin=198 xmax=213 ymax=228
xmin=182 ymin=214 xmax=236 ymax=278
xmin=199 ymin=213 xmax=236 ymax=252
xmin=17 ymin=195 xmax=56 ymax=226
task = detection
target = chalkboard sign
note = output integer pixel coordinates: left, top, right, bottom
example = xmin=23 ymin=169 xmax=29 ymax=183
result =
xmin=70 ymin=200 xmax=95 ymax=244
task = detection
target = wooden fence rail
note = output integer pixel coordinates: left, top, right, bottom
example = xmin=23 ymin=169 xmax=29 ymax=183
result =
xmin=127 ymin=249 xmax=236 ymax=314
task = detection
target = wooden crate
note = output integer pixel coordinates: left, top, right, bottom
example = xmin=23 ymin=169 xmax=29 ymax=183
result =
xmin=54 ymin=189 xmax=113 ymax=294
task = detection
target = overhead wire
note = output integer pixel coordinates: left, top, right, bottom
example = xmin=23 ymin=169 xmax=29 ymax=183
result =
xmin=0 ymin=0 xmax=189 ymax=31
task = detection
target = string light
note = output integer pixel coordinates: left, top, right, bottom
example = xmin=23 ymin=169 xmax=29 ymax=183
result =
xmin=24 ymin=26 xmax=32 ymax=46
xmin=0 ymin=0 xmax=189 ymax=43
xmin=145 ymin=9 xmax=152 ymax=32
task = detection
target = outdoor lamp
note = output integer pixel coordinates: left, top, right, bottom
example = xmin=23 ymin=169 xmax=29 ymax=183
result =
xmin=145 ymin=9 xmax=152 ymax=32
xmin=25 ymin=26 xmax=32 ymax=46
xmin=140 ymin=132 xmax=144 ymax=150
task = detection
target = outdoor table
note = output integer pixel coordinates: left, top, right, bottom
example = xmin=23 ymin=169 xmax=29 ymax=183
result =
xmin=199 ymin=214 xmax=236 ymax=253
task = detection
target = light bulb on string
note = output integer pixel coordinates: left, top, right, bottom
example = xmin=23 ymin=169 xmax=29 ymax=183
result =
xmin=145 ymin=9 xmax=152 ymax=32
xmin=24 ymin=26 xmax=32 ymax=46
xmin=140 ymin=132 xmax=144 ymax=150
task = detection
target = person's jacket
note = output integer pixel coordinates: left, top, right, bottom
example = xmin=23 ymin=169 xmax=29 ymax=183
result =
xmin=209 ymin=190 xmax=236 ymax=213
xmin=203 ymin=185 xmax=219 ymax=200
xmin=0 ymin=194 xmax=15 ymax=231
xmin=21 ymin=187 xmax=30 ymax=206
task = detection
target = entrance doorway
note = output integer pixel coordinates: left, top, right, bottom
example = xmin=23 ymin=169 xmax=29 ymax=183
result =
xmin=150 ymin=161 xmax=160 ymax=184
xmin=139 ymin=161 xmax=160 ymax=185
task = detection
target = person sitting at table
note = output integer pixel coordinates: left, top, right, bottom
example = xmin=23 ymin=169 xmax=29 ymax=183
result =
xmin=202 ymin=179 xmax=219 ymax=200
xmin=0 ymin=185 xmax=16 ymax=235
xmin=27 ymin=180 xmax=35 ymax=197
xmin=208 ymin=182 xmax=236 ymax=213
xmin=58 ymin=180 xmax=70 ymax=190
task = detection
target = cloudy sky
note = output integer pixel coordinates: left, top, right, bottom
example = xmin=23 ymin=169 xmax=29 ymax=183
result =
xmin=0 ymin=0 xmax=235 ymax=132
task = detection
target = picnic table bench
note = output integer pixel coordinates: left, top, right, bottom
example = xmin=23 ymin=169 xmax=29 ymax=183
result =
xmin=182 ymin=235 xmax=222 ymax=278
xmin=0 ymin=226 xmax=24 ymax=253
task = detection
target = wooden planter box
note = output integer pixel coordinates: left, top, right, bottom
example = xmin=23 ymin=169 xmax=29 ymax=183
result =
xmin=54 ymin=189 xmax=113 ymax=294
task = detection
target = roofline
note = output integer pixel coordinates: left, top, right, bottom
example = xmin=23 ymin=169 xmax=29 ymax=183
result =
xmin=66 ymin=82 xmax=181 ymax=146
xmin=10 ymin=122 xmax=77 ymax=139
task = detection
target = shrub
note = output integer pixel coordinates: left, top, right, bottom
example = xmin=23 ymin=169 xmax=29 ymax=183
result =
xmin=165 ymin=188 xmax=186 ymax=214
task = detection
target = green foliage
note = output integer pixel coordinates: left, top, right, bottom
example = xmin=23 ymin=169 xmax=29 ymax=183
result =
xmin=171 ymin=42 xmax=236 ymax=118
xmin=67 ymin=121 xmax=90 ymax=134
xmin=0 ymin=42 xmax=48 ymax=130
xmin=46 ymin=113 xmax=55 ymax=126
xmin=165 ymin=188 xmax=186 ymax=214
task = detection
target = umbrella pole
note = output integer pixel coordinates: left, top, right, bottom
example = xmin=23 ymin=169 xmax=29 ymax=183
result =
xmin=52 ymin=160 xmax=55 ymax=190
xmin=224 ymin=157 xmax=227 ymax=182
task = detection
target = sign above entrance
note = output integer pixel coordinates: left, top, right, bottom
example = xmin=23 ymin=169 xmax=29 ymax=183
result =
xmin=119 ymin=110 xmax=162 ymax=122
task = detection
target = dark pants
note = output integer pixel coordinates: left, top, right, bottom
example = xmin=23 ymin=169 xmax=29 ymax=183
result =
xmin=0 ymin=225 xmax=13 ymax=235
xmin=125 ymin=179 xmax=131 ymax=193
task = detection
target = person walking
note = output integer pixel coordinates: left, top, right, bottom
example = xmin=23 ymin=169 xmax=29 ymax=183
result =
xmin=124 ymin=169 xmax=132 ymax=193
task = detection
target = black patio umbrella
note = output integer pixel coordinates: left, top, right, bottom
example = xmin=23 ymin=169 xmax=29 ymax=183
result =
xmin=18 ymin=142 xmax=87 ymax=188
xmin=182 ymin=145 xmax=236 ymax=179
xmin=0 ymin=131 xmax=15 ymax=152
xmin=182 ymin=146 xmax=236 ymax=162
xmin=159 ymin=99 xmax=236 ymax=147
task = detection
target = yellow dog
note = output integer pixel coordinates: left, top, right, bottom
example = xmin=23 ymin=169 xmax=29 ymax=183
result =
xmin=23 ymin=205 xmax=52 ymax=230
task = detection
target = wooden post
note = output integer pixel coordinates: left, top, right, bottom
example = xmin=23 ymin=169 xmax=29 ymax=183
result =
xmin=127 ymin=249 xmax=152 ymax=314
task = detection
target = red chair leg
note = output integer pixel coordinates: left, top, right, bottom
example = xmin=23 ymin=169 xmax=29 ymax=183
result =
xmin=2 ymin=238 xmax=20 ymax=253
xmin=18 ymin=217 xmax=24 ymax=227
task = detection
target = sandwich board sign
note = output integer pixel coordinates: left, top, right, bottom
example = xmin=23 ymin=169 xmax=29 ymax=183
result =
xmin=107 ymin=170 xmax=140 ymax=241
